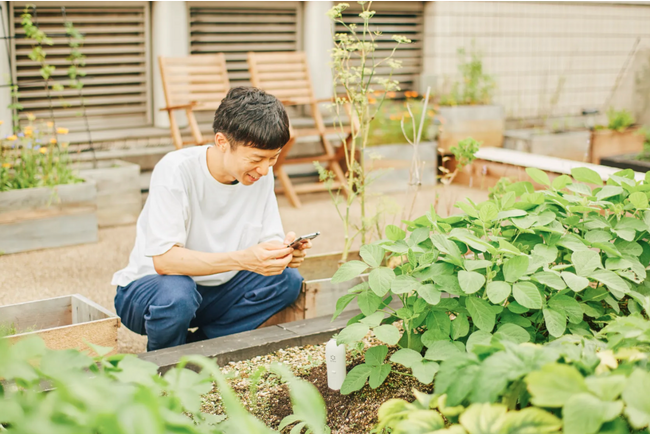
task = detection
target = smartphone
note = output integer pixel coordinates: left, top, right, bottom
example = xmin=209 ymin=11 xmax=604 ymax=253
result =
xmin=288 ymin=231 xmax=320 ymax=249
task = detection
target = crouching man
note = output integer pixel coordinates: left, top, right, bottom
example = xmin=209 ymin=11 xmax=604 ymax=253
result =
xmin=112 ymin=87 xmax=309 ymax=351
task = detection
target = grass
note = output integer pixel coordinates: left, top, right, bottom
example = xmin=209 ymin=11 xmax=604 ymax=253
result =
xmin=367 ymin=96 xmax=437 ymax=147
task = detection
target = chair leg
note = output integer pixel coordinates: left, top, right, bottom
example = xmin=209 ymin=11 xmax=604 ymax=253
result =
xmin=186 ymin=108 xmax=204 ymax=146
xmin=275 ymin=166 xmax=302 ymax=208
xmin=168 ymin=111 xmax=183 ymax=150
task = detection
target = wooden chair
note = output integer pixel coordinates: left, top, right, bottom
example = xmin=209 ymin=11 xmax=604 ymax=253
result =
xmin=247 ymin=51 xmax=352 ymax=208
xmin=159 ymin=54 xmax=230 ymax=149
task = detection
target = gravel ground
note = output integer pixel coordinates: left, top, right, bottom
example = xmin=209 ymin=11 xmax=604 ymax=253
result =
xmin=0 ymin=184 xmax=487 ymax=354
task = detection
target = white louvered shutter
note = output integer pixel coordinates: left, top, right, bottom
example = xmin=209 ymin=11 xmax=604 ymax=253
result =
xmin=188 ymin=1 xmax=301 ymax=87
xmin=10 ymin=2 xmax=150 ymax=132
xmin=335 ymin=1 xmax=424 ymax=92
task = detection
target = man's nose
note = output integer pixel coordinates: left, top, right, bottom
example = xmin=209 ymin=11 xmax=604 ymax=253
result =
xmin=257 ymin=161 xmax=269 ymax=176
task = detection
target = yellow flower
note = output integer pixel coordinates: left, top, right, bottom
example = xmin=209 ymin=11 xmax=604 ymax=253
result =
xmin=40 ymin=147 xmax=48 ymax=154
xmin=26 ymin=113 xmax=36 ymax=121
xmin=50 ymin=138 xmax=57 ymax=144
xmin=389 ymin=114 xmax=400 ymax=121
xmin=61 ymin=142 xmax=69 ymax=148
xmin=7 ymin=135 xmax=17 ymax=141
xmin=46 ymin=121 xmax=54 ymax=128
xmin=427 ymin=110 xmax=435 ymax=117
xmin=368 ymin=97 xmax=377 ymax=104
xmin=56 ymin=127 xmax=69 ymax=134
xmin=0 ymin=120 xmax=3 ymax=125
xmin=24 ymin=127 xmax=33 ymax=137
xmin=1 ymin=163 xmax=11 ymax=169
xmin=387 ymin=91 xmax=396 ymax=98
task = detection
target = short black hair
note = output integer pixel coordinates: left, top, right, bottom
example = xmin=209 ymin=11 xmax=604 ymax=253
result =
xmin=212 ymin=87 xmax=290 ymax=150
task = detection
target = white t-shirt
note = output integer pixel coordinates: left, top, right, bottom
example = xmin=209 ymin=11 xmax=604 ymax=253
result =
xmin=111 ymin=145 xmax=284 ymax=287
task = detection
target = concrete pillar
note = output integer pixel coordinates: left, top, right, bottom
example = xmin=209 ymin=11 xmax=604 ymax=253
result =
xmin=0 ymin=1 xmax=13 ymax=137
xmin=303 ymin=1 xmax=334 ymax=100
xmin=151 ymin=1 xmax=189 ymax=128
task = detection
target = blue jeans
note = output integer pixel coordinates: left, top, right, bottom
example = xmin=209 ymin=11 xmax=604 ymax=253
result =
xmin=114 ymin=268 xmax=302 ymax=351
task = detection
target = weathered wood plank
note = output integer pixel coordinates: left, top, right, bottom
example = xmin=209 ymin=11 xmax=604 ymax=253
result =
xmin=0 ymin=295 xmax=71 ymax=331
xmin=0 ymin=181 xmax=96 ymax=212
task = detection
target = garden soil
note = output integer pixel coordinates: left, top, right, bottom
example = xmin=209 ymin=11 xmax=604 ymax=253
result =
xmin=0 ymin=185 xmax=488 ymax=354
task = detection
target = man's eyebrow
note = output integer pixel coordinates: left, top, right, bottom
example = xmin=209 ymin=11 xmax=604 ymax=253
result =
xmin=252 ymin=151 xmax=281 ymax=158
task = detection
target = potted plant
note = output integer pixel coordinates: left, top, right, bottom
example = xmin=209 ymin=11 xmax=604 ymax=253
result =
xmin=0 ymin=115 xmax=98 ymax=254
xmin=590 ymin=108 xmax=645 ymax=164
xmin=437 ymin=44 xmax=505 ymax=153
xmin=600 ymin=125 xmax=650 ymax=172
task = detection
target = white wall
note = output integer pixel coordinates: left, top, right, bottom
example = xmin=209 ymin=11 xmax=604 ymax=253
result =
xmin=0 ymin=1 xmax=12 ymax=136
xmin=304 ymin=1 xmax=334 ymax=100
xmin=423 ymin=1 xmax=650 ymax=121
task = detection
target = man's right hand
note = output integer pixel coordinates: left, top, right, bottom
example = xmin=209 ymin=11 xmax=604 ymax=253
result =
xmin=237 ymin=242 xmax=294 ymax=276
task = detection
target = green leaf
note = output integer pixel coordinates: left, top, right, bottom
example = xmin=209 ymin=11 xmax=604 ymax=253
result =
xmin=525 ymin=363 xmax=589 ymax=407
xmin=586 ymin=375 xmax=627 ymax=402
xmin=391 ymin=275 xmax=421 ymax=294
xmin=622 ymin=369 xmax=650 ymax=429
xmin=596 ymin=185 xmax=625 ymax=201
xmin=333 ymin=293 xmax=357 ymax=320
xmin=526 ymin=167 xmax=551 ymax=186
xmin=532 ymin=271 xmax=566 ymax=290
xmin=502 ymin=408 xmax=562 ymax=434
xmin=358 ymin=290 xmax=382 ymax=316
xmin=368 ymin=267 xmax=395 ymax=297
xmin=508 ymin=301 xmax=529 ymax=314
xmin=410 ymin=227 xmax=431 ymax=245
xmin=411 ymin=360 xmax=439 ymax=385
xmin=451 ymin=313 xmax=470 ymax=340
xmin=336 ymin=323 xmax=370 ymax=345
xmin=571 ymin=167 xmax=602 ymax=186
xmin=360 ymin=312 xmax=385 ymax=327
xmin=561 ymin=271 xmax=590 ymax=292
xmin=552 ymin=174 xmax=572 ymax=190
xmin=563 ymin=393 xmax=623 ymax=434
xmin=466 ymin=330 xmax=493 ymax=353
xmin=479 ymin=202 xmax=499 ymax=222
xmin=373 ymin=325 xmax=401 ymax=346
xmin=417 ymin=283 xmax=441 ymax=305
xmin=630 ymin=192 xmax=649 ymax=209
xmin=513 ymin=282 xmax=543 ymax=309
xmin=459 ymin=270 xmax=486 ymax=294
xmin=494 ymin=323 xmax=530 ymax=344
xmin=369 ymin=363 xmax=391 ymax=389
xmin=549 ymin=295 xmax=583 ymax=324
xmin=543 ymin=308 xmax=566 ymax=337
xmin=591 ymin=269 xmax=630 ymax=298
xmin=340 ymin=364 xmax=372 ymax=395
xmin=360 ymin=244 xmax=384 ymax=268
xmin=459 ymin=403 xmax=507 ymax=434
xmin=572 ymin=250 xmax=602 ymax=277
xmin=503 ymin=256 xmax=530 ymax=283
xmin=465 ymin=297 xmax=496 ymax=332
xmin=465 ymin=259 xmax=494 ymax=271
xmin=487 ymin=281 xmax=511 ymax=304
xmin=424 ymin=340 xmax=463 ymax=361
xmin=332 ymin=260 xmax=368 ymax=283
xmin=365 ymin=345 xmax=388 ymax=366
xmin=497 ymin=209 xmax=528 ymax=220
xmin=386 ymin=225 xmax=406 ymax=241
xmin=533 ymin=245 xmax=558 ymax=263
xmin=389 ymin=348 xmax=422 ymax=368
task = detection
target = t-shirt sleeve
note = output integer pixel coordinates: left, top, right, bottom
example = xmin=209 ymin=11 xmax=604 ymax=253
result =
xmin=143 ymin=168 xmax=190 ymax=257
xmin=258 ymin=171 xmax=285 ymax=244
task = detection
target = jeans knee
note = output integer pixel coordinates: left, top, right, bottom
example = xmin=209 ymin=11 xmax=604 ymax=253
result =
xmin=281 ymin=268 xmax=303 ymax=306
xmin=157 ymin=275 xmax=201 ymax=320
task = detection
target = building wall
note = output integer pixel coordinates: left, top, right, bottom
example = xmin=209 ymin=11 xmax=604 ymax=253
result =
xmin=423 ymin=1 xmax=650 ymax=121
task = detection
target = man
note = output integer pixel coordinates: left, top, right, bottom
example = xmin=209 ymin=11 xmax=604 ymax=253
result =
xmin=112 ymin=87 xmax=310 ymax=351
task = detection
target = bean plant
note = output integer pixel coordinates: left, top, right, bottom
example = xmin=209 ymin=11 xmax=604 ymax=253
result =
xmin=375 ymin=314 xmax=650 ymax=434
xmin=332 ymin=165 xmax=650 ymax=394
xmin=0 ymin=336 xmax=328 ymax=434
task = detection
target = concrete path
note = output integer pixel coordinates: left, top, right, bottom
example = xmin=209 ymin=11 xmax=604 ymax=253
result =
xmin=0 ymin=184 xmax=488 ymax=354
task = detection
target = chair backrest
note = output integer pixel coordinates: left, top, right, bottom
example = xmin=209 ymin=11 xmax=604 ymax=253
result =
xmin=159 ymin=54 xmax=230 ymax=109
xmin=247 ymin=52 xmax=315 ymax=106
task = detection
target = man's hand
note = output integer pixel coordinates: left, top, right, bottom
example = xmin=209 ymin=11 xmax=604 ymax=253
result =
xmin=284 ymin=231 xmax=312 ymax=269
xmin=239 ymin=242 xmax=294 ymax=276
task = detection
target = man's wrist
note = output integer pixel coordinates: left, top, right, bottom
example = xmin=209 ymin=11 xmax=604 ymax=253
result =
xmin=227 ymin=250 xmax=247 ymax=272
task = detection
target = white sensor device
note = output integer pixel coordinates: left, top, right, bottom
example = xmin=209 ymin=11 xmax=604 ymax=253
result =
xmin=325 ymin=338 xmax=346 ymax=390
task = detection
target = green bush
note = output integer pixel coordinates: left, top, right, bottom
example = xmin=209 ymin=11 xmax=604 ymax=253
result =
xmin=332 ymin=165 xmax=650 ymax=394
xmin=605 ymin=108 xmax=636 ymax=132
xmin=0 ymin=336 xmax=329 ymax=434
xmin=440 ymin=46 xmax=496 ymax=106
xmin=375 ymin=314 xmax=650 ymax=434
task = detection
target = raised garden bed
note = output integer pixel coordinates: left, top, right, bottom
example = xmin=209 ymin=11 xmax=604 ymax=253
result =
xmin=590 ymin=127 xmax=645 ymax=164
xmin=363 ymin=142 xmax=437 ymax=194
xmin=78 ymin=159 xmax=142 ymax=227
xmin=503 ymin=128 xmax=590 ymax=161
xmin=1 ymin=294 xmax=120 ymax=356
xmin=601 ymin=153 xmax=650 ymax=172
xmin=0 ymin=180 xmax=98 ymax=254
xmin=438 ymin=105 xmax=504 ymax=153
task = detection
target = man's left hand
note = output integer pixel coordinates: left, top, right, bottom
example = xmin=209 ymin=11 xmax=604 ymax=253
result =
xmin=284 ymin=231 xmax=312 ymax=269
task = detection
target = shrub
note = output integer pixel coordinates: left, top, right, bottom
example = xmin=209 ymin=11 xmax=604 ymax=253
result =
xmin=332 ymin=166 xmax=650 ymax=393
xmin=375 ymin=314 xmax=650 ymax=434
xmin=605 ymin=108 xmax=635 ymax=132
xmin=440 ymin=45 xmax=496 ymax=106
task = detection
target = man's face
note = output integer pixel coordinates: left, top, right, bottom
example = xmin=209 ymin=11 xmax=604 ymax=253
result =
xmin=217 ymin=134 xmax=281 ymax=185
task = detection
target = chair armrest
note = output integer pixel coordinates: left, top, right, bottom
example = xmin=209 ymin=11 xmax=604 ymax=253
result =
xmin=159 ymin=102 xmax=198 ymax=112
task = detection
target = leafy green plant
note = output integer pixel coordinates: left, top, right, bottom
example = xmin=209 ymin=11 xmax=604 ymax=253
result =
xmin=366 ymin=92 xmax=436 ymax=147
xmin=0 ymin=115 xmax=81 ymax=191
xmin=439 ymin=44 xmax=496 ymax=106
xmin=332 ymin=165 xmax=650 ymax=394
xmin=635 ymin=126 xmax=650 ymax=162
xmin=0 ymin=336 xmax=329 ymax=434
xmin=603 ymin=108 xmax=636 ymax=132
xmin=319 ymin=1 xmax=411 ymax=262
xmin=375 ymin=315 xmax=650 ymax=434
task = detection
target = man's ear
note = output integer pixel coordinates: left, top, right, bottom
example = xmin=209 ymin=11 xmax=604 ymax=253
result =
xmin=214 ymin=132 xmax=229 ymax=152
